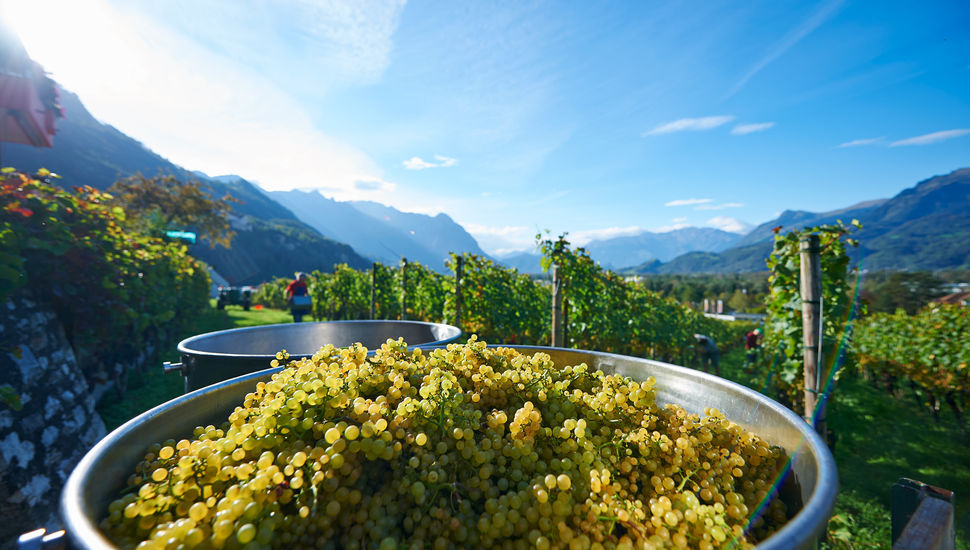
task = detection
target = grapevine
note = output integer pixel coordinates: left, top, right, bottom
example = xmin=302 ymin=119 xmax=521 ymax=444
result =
xmin=252 ymin=245 xmax=744 ymax=364
xmin=853 ymin=304 xmax=969 ymax=433
xmin=762 ymin=221 xmax=860 ymax=413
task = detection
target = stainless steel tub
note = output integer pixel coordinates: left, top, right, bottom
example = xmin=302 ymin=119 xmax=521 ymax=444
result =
xmin=172 ymin=320 xmax=462 ymax=392
xmin=65 ymin=345 xmax=837 ymax=549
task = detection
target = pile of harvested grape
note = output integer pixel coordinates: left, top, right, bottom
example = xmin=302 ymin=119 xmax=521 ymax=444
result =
xmin=102 ymin=338 xmax=790 ymax=549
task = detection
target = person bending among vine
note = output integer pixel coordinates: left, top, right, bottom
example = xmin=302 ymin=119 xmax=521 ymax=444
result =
xmin=693 ymin=333 xmax=721 ymax=377
xmin=285 ymin=272 xmax=311 ymax=322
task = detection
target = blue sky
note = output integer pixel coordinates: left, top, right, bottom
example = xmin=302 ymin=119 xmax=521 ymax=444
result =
xmin=5 ymin=0 xmax=969 ymax=254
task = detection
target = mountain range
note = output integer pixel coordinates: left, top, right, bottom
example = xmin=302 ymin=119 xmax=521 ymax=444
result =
xmin=5 ymin=52 xmax=968 ymax=278
xmin=268 ymin=190 xmax=487 ymax=271
xmin=627 ymin=168 xmax=970 ymax=274
xmin=5 ymin=89 xmax=373 ymax=284
xmin=496 ymin=227 xmax=743 ymax=274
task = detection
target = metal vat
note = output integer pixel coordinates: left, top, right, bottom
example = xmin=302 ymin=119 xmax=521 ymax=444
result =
xmin=168 ymin=320 xmax=462 ymax=392
xmin=65 ymin=345 xmax=837 ymax=549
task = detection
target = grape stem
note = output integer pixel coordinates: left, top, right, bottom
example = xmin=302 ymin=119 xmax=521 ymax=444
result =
xmin=676 ymin=467 xmax=699 ymax=492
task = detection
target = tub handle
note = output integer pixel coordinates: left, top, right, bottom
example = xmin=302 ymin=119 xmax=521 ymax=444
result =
xmin=162 ymin=361 xmax=186 ymax=376
xmin=18 ymin=528 xmax=65 ymax=550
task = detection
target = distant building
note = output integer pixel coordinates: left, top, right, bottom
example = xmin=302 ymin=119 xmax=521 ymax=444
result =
xmin=934 ymin=291 xmax=970 ymax=307
xmin=704 ymin=312 xmax=766 ymax=322
xmin=944 ymin=282 xmax=969 ymax=294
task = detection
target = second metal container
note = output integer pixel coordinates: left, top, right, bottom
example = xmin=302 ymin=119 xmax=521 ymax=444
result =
xmin=169 ymin=320 xmax=462 ymax=392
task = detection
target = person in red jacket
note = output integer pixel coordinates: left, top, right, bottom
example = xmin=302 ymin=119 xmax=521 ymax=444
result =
xmin=285 ymin=272 xmax=310 ymax=322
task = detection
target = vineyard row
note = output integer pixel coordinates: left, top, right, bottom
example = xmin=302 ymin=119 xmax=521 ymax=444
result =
xmin=251 ymin=252 xmax=751 ymax=365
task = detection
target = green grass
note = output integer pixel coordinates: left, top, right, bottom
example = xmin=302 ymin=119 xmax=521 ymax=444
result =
xmin=96 ymin=302 xmax=293 ymax=430
xmin=715 ymin=347 xmax=969 ymax=549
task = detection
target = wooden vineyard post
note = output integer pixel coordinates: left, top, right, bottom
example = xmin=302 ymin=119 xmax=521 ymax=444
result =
xmin=562 ymin=293 xmax=569 ymax=347
xmin=400 ymin=258 xmax=408 ymax=321
xmin=370 ymin=263 xmax=377 ymax=320
xmin=454 ymin=255 xmax=463 ymax=330
xmin=552 ymin=265 xmax=564 ymax=347
xmin=800 ymin=235 xmax=824 ymax=437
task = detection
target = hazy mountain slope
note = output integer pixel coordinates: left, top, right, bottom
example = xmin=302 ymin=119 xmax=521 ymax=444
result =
xmin=5 ymin=88 xmax=368 ymax=283
xmin=653 ymin=167 xmax=970 ymax=273
xmin=190 ymin=218 xmax=369 ymax=285
xmin=859 ymin=214 xmax=970 ymax=270
xmin=351 ymin=201 xmax=488 ymax=266
xmin=849 ymin=168 xmax=970 ymax=270
xmin=270 ymin=191 xmax=488 ymax=272
xmin=734 ymin=199 xmax=887 ymax=248
xmin=584 ymin=227 xmax=742 ymax=269
xmin=654 ymin=243 xmax=774 ymax=274
xmin=269 ymin=190 xmax=440 ymax=267
xmin=6 ymin=90 xmax=186 ymax=187
xmin=494 ymin=251 xmax=543 ymax=274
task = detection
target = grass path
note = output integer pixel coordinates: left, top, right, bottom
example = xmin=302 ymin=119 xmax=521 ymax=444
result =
xmin=96 ymin=302 xmax=292 ymax=430
xmin=715 ymin=346 xmax=968 ymax=548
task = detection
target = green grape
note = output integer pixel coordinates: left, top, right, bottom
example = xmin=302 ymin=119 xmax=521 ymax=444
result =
xmin=101 ymin=338 xmax=792 ymax=549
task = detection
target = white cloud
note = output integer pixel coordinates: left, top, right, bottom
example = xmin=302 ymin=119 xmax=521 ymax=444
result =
xmin=116 ymin=0 xmax=405 ymax=94
xmin=403 ymin=155 xmax=459 ymax=170
xmin=465 ymin=224 xmax=530 ymax=237
xmin=653 ymin=221 xmax=692 ymax=232
xmin=672 ymin=217 xmax=688 ymax=223
xmin=705 ymin=216 xmax=753 ymax=234
xmin=665 ymin=198 xmax=713 ymax=207
xmin=695 ymin=202 xmax=744 ymax=211
xmin=465 ymin=224 xmax=536 ymax=255
xmin=731 ymin=122 xmax=775 ymax=135
xmin=403 ymin=157 xmax=436 ymax=170
xmin=572 ymin=226 xmax=646 ymax=245
xmin=643 ymin=116 xmax=735 ymax=136
xmin=435 ymin=155 xmax=458 ymax=167
xmin=6 ymin=0 xmax=401 ymax=201
xmin=838 ymin=137 xmax=883 ymax=148
xmin=728 ymin=0 xmax=844 ymax=96
xmin=889 ymin=129 xmax=970 ymax=147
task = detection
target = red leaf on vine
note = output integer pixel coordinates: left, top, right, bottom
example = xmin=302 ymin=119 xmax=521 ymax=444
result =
xmin=6 ymin=205 xmax=34 ymax=217
xmin=771 ymin=225 xmax=782 ymax=234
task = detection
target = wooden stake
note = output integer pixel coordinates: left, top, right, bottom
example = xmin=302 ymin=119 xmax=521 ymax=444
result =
xmin=552 ymin=265 xmax=564 ymax=347
xmin=454 ymin=255 xmax=463 ymax=330
xmin=800 ymin=235 xmax=824 ymax=437
xmin=401 ymin=258 xmax=408 ymax=320
xmin=370 ymin=263 xmax=377 ymax=320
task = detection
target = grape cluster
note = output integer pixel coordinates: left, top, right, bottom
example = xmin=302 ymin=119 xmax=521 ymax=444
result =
xmin=102 ymin=338 xmax=790 ymax=549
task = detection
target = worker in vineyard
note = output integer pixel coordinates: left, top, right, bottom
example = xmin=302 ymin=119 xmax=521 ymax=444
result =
xmin=745 ymin=327 xmax=762 ymax=370
xmin=693 ymin=333 xmax=720 ymax=376
xmin=285 ymin=272 xmax=311 ymax=322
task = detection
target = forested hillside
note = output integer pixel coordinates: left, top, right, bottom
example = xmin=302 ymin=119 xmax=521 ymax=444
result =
xmin=5 ymin=89 xmax=368 ymax=283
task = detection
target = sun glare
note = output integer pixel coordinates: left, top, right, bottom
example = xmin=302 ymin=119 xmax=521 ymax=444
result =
xmin=4 ymin=0 xmax=132 ymax=98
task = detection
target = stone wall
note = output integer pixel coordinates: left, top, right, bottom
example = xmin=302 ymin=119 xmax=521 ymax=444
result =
xmin=1 ymin=292 xmax=107 ymax=546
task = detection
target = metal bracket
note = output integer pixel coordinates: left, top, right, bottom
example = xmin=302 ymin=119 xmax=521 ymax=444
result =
xmin=162 ymin=361 xmax=186 ymax=375
xmin=18 ymin=528 xmax=66 ymax=550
